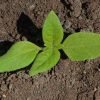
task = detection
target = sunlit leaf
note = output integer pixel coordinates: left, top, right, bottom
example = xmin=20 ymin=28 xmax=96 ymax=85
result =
xmin=29 ymin=48 xmax=60 ymax=76
xmin=62 ymin=32 xmax=100 ymax=61
xmin=43 ymin=11 xmax=63 ymax=47
xmin=0 ymin=41 xmax=41 ymax=72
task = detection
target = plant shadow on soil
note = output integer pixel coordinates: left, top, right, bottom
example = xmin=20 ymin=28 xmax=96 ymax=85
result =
xmin=0 ymin=13 xmax=44 ymax=56
xmin=17 ymin=12 xmax=43 ymax=47
xmin=0 ymin=41 xmax=13 ymax=56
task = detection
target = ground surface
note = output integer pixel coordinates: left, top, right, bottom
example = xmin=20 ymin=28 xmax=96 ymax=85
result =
xmin=0 ymin=0 xmax=100 ymax=100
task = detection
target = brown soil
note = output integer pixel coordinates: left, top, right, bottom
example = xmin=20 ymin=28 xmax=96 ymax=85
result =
xmin=0 ymin=0 xmax=100 ymax=100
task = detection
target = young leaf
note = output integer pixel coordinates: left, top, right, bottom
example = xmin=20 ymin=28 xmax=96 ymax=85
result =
xmin=0 ymin=41 xmax=41 ymax=72
xmin=29 ymin=48 xmax=60 ymax=76
xmin=43 ymin=11 xmax=63 ymax=47
xmin=62 ymin=32 xmax=100 ymax=61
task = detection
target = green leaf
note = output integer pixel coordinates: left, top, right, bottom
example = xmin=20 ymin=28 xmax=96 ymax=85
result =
xmin=43 ymin=11 xmax=63 ymax=47
xmin=29 ymin=48 xmax=60 ymax=76
xmin=62 ymin=32 xmax=100 ymax=61
xmin=0 ymin=41 xmax=41 ymax=72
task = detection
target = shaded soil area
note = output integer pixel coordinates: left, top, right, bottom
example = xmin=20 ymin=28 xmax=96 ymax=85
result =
xmin=0 ymin=0 xmax=100 ymax=100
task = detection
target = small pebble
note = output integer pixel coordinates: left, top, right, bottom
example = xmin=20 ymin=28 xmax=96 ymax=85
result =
xmin=16 ymin=34 xmax=20 ymax=40
xmin=6 ymin=74 xmax=16 ymax=82
xmin=64 ymin=20 xmax=72 ymax=29
xmin=29 ymin=4 xmax=35 ymax=10
xmin=21 ymin=36 xmax=27 ymax=41
xmin=2 ymin=94 xmax=6 ymax=98
xmin=83 ymin=70 xmax=86 ymax=74
xmin=9 ymin=84 xmax=13 ymax=91
xmin=0 ymin=84 xmax=8 ymax=91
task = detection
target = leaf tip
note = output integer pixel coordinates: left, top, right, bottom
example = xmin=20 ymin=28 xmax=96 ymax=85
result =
xmin=49 ymin=10 xmax=56 ymax=16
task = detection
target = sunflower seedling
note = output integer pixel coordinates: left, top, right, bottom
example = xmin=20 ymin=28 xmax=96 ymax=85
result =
xmin=0 ymin=11 xmax=100 ymax=76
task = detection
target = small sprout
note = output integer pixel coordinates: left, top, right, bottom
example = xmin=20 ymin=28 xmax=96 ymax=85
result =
xmin=0 ymin=11 xmax=100 ymax=76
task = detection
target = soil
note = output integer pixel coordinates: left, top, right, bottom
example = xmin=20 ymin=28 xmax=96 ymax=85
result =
xmin=0 ymin=0 xmax=100 ymax=100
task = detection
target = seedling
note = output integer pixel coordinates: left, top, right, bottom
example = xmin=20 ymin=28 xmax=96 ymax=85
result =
xmin=0 ymin=11 xmax=100 ymax=76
